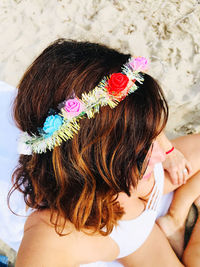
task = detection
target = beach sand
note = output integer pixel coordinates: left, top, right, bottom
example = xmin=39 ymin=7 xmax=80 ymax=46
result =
xmin=0 ymin=0 xmax=200 ymax=137
xmin=0 ymin=0 xmax=200 ymax=265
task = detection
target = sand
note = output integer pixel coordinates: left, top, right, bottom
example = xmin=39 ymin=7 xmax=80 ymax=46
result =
xmin=0 ymin=0 xmax=200 ymax=265
xmin=0 ymin=0 xmax=200 ymax=137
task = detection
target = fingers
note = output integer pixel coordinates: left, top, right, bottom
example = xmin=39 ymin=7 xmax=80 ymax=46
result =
xmin=170 ymin=169 xmax=179 ymax=185
xmin=182 ymin=161 xmax=193 ymax=184
xmin=178 ymin=167 xmax=184 ymax=185
xmin=169 ymin=165 xmax=189 ymax=185
xmin=177 ymin=166 xmax=188 ymax=185
xmin=173 ymin=167 xmax=185 ymax=185
xmin=175 ymin=161 xmax=193 ymax=185
xmin=182 ymin=167 xmax=188 ymax=184
xmin=163 ymin=147 xmax=193 ymax=186
xmin=185 ymin=161 xmax=192 ymax=176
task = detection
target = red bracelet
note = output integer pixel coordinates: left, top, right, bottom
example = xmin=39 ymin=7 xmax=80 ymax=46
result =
xmin=165 ymin=146 xmax=175 ymax=155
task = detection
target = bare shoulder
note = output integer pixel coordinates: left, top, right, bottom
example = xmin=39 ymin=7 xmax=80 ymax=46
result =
xmin=16 ymin=210 xmax=78 ymax=267
xmin=16 ymin=209 xmax=119 ymax=267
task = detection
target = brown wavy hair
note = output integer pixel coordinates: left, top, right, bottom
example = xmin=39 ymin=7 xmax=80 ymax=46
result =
xmin=8 ymin=38 xmax=168 ymax=236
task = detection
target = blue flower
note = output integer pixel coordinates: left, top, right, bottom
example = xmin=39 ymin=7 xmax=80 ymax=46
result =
xmin=43 ymin=115 xmax=63 ymax=137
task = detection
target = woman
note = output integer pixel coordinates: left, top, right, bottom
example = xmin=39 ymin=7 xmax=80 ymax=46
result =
xmin=9 ymin=38 xmax=200 ymax=266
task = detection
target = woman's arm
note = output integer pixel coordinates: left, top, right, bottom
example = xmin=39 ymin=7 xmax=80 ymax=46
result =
xmin=156 ymin=131 xmax=173 ymax=153
xmin=163 ymin=134 xmax=200 ymax=194
xmin=157 ymin=131 xmax=192 ymax=185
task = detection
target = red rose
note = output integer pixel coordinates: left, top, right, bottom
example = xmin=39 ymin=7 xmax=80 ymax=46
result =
xmin=107 ymin=73 xmax=129 ymax=100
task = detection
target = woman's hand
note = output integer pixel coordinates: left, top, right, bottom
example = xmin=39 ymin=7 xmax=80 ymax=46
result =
xmin=162 ymin=148 xmax=192 ymax=185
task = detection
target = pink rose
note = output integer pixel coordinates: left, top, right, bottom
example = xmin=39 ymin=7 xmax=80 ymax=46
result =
xmin=64 ymin=98 xmax=85 ymax=119
xmin=129 ymin=57 xmax=148 ymax=72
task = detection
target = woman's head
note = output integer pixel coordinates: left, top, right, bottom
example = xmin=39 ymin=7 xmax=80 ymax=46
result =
xmin=10 ymin=38 xmax=168 ymax=235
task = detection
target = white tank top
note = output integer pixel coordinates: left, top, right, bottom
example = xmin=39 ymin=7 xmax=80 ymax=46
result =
xmin=80 ymin=162 xmax=164 ymax=266
xmin=109 ymin=162 xmax=164 ymax=259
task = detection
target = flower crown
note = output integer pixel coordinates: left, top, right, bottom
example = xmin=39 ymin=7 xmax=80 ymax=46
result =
xmin=19 ymin=56 xmax=148 ymax=154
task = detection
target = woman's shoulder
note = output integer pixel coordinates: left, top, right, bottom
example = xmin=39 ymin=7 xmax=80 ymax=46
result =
xmin=16 ymin=209 xmax=78 ymax=266
xmin=16 ymin=209 xmax=119 ymax=267
xmin=24 ymin=209 xmax=74 ymax=233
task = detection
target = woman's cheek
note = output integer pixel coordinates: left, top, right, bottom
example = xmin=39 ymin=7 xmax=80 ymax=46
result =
xmin=142 ymin=141 xmax=166 ymax=179
xmin=148 ymin=141 xmax=166 ymax=167
xmin=142 ymin=165 xmax=154 ymax=179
